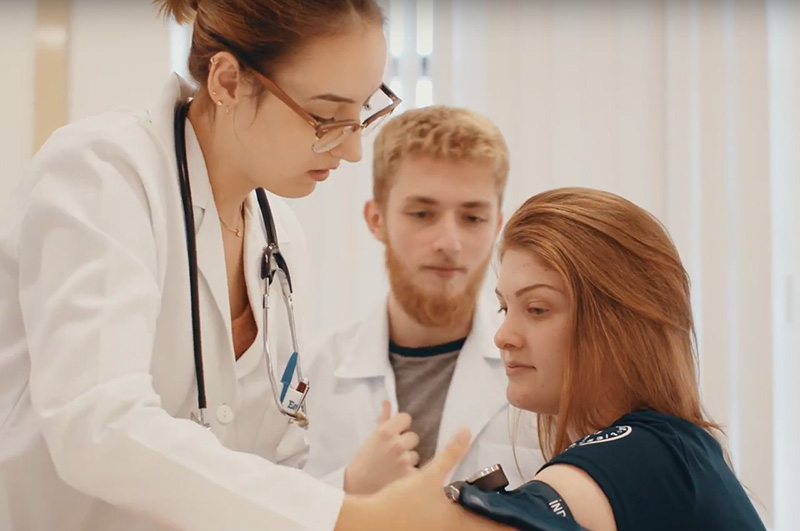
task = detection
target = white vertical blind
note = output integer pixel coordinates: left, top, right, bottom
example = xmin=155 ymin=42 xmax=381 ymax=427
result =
xmin=767 ymin=1 xmax=800 ymax=530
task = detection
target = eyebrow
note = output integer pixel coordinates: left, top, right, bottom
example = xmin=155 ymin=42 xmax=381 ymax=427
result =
xmin=308 ymin=84 xmax=383 ymax=106
xmin=404 ymin=196 xmax=493 ymax=208
xmin=495 ymin=283 xmax=561 ymax=298
xmin=309 ymin=93 xmax=356 ymax=104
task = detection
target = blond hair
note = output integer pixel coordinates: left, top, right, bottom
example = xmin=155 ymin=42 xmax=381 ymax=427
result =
xmin=372 ymin=106 xmax=509 ymax=205
xmin=500 ymin=187 xmax=724 ymax=459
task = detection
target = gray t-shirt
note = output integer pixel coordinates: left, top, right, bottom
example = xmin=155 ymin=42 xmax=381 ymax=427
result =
xmin=388 ymin=337 xmax=466 ymax=466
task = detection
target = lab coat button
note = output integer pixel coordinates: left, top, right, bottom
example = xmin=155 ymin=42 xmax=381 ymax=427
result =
xmin=216 ymin=404 xmax=235 ymax=424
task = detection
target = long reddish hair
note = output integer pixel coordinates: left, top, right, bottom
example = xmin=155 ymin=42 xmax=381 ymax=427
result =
xmin=501 ymin=187 xmax=723 ymax=459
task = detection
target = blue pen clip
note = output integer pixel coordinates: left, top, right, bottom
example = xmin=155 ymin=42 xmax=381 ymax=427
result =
xmin=279 ymin=351 xmax=298 ymax=403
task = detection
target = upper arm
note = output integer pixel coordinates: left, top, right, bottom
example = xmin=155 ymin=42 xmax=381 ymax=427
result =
xmin=446 ymin=501 xmax=520 ymax=531
xmin=534 ymin=463 xmax=617 ymax=531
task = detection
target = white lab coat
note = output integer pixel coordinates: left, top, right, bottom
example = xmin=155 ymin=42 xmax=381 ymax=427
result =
xmin=0 ymin=74 xmax=343 ymax=531
xmin=303 ymin=298 xmax=543 ymax=489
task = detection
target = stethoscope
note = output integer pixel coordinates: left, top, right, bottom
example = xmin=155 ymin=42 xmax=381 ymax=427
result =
xmin=173 ymin=98 xmax=310 ymax=430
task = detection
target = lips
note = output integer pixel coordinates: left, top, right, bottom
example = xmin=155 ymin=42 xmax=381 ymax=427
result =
xmin=504 ymin=360 xmax=535 ymax=375
xmin=307 ymin=169 xmax=331 ymax=182
xmin=423 ymin=265 xmax=465 ymax=273
xmin=422 ymin=266 xmax=465 ymax=279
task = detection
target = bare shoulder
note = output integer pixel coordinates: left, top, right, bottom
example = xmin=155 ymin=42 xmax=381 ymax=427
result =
xmin=534 ymin=463 xmax=617 ymax=531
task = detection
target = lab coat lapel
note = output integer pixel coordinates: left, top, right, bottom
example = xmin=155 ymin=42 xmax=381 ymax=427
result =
xmin=148 ymin=73 xmax=196 ymax=158
xmin=436 ymin=300 xmax=506 ymax=481
xmin=183 ymin=115 xmax=232 ymax=340
xmin=333 ymin=301 xmax=398 ymax=441
xmin=147 ymin=72 xmax=230 ymax=334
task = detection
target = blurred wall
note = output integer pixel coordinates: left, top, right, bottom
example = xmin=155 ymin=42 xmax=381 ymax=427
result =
xmin=0 ymin=3 xmax=37 ymax=201
xmin=0 ymin=0 xmax=170 ymax=204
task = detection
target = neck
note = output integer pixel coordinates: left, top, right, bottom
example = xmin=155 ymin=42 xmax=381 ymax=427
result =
xmin=386 ymin=293 xmax=474 ymax=348
xmin=187 ymin=100 xmax=253 ymax=226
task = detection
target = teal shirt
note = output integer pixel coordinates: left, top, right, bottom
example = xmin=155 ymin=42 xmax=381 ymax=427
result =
xmin=542 ymin=410 xmax=766 ymax=531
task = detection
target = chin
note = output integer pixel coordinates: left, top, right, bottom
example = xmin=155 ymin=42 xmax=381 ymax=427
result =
xmin=506 ymin=386 xmax=553 ymax=415
xmin=288 ymin=184 xmax=316 ymax=199
xmin=421 ymin=278 xmax=463 ymax=294
xmin=506 ymin=386 xmax=529 ymax=411
xmin=267 ymin=180 xmax=316 ymax=199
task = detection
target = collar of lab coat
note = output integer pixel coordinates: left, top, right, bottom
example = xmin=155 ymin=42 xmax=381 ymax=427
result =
xmin=332 ymin=299 xmax=392 ymax=379
xmin=333 ymin=296 xmax=502 ymax=380
xmin=434 ymin=299 xmax=507 ymax=455
xmin=148 ymin=73 xmax=211 ymax=211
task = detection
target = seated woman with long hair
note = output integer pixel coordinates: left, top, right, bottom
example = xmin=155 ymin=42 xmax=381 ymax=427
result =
xmin=443 ymin=188 xmax=766 ymax=531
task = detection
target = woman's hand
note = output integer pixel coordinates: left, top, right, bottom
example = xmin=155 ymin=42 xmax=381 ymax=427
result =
xmin=335 ymin=428 xmax=514 ymax=531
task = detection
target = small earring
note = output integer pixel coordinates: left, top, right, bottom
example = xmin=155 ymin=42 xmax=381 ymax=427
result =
xmin=210 ymin=56 xmax=219 ymax=64
xmin=216 ymin=100 xmax=223 ymax=107
xmin=211 ymin=91 xmax=217 ymax=97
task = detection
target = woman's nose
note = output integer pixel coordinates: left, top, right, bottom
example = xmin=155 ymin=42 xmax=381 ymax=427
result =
xmin=494 ymin=313 xmax=522 ymax=351
xmin=329 ymin=130 xmax=363 ymax=163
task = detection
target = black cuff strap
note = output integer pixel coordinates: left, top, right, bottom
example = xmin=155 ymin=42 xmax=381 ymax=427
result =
xmin=517 ymin=480 xmax=575 ymax=520
xmin=457 ymin=480 xmax=586 ymax=531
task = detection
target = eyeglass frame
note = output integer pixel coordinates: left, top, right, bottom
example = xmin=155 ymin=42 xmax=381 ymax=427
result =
xmin=250 ymin=71 xmax=402 ymax=143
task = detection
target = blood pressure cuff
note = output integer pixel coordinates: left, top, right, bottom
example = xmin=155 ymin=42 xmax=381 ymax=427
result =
xmin=457 ymin=480 xmax=588 ymax=531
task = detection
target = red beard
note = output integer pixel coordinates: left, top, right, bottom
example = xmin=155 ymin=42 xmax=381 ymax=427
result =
xmin=385 ymin=244 xmax=490 ymax=328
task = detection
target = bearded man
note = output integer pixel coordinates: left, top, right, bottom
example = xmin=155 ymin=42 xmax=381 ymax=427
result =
xmin=303 ymin=106 xmax=542 ymax=494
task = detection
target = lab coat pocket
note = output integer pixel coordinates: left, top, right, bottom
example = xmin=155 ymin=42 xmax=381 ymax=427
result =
xmin=477 ymin=441 xmax=544 ymax=488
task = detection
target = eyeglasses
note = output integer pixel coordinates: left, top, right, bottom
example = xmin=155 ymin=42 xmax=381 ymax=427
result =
xmin=250 ymin=70 xmax=402 ymax=153
xmin=203 ymin=25 xmax=403 ymax=153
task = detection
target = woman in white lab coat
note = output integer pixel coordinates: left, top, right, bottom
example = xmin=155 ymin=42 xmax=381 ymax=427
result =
xmin=0 ymin=1 xmax=481 ymax=530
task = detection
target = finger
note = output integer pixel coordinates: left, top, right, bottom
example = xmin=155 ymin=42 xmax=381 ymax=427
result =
xmin=383 ymin=411 xmax=413 ymax=433
xmin=398 ymin=430 xmax=420 ymax=451
xmin=402 ymin=450 xmax=420 ymax=468
xmin=421 ymin=428 xmax=471 ymax=480
xmin=377 ymin=400 xmax=391 ymax=423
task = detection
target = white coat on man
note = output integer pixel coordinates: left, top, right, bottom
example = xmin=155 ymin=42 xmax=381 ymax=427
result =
xmin=303 ymin=295 xmax=543 ymax=490
xmin=0 ymin=74 xmax=343 ymax=531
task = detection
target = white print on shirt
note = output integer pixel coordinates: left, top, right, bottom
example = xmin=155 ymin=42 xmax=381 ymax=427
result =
xmin=549 ymin=498 xmax=569 ymax=517
xmin=567 ymin=425 xmax=633 ymax=449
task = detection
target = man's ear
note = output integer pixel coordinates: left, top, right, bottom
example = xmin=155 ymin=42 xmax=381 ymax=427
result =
xmin=363 ymin=199 xmax=387 ymax=243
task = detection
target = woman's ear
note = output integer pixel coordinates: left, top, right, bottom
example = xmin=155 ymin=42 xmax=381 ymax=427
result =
xmin=206 ymin=52 xmax=247 ymax=107
xmin=363 ymin=199 xmax=387 ymax=243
